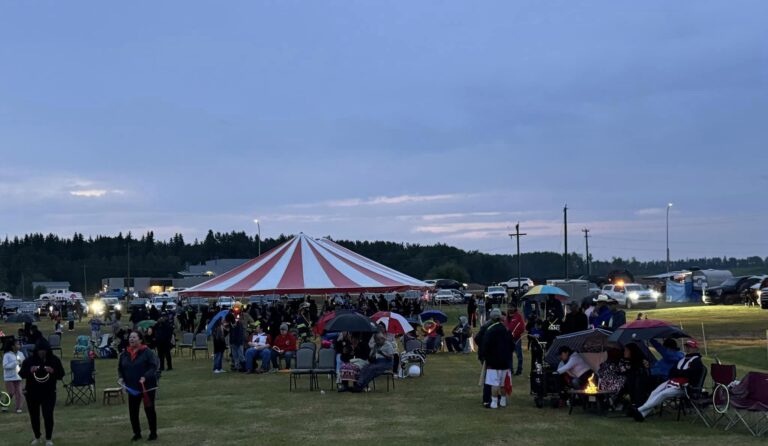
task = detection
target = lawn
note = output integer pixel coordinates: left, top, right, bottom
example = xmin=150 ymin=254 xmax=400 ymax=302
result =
xmin=1 ymin=305 xmax=766 ymax=446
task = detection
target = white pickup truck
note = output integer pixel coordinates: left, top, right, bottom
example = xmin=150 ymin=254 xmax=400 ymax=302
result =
xmin=600 ymin=283 xmax=658 ymax=309
xmin=39 ymin=289 xmax=83 ymax=301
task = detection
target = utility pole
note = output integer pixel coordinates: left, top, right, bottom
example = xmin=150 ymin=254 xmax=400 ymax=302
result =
xmin=508 ymin=223 xmax=527 ymax=303
xmin=127 ymin=243 xmax=131 ymax=294
xmin=563 ymin=205 xmax=569 ymax=279
xmin=666 ymin=203 xmax=673 ymax=272
xmin=83 ymin=264 xmax=87 ymax=297
xmin=582 ymin=228 xmax=591 ymax=277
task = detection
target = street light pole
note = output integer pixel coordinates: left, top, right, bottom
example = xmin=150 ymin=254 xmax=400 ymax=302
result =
xmin=253 ymin=219 xmax=261 ymax=256
xmin=666 ymin=203 xmax=673 ymax=272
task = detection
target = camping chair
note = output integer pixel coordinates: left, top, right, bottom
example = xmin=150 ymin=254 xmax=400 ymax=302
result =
xmin=405 ymin=339 xmax=422 ymax=353
xmin=312 ymin=348 xmax=337 ymax=390
xmin=48 ymin=334 xmax=63 ymax=357
xmin=65 ymin=359 xmax=96 ymax=405
xmin=711 ymin=363 xmax=738 ymax=428
xmin=177 ymin=332 xmax=194 ymax=357
xmin=191 ymin=333 xmax=209 ymax=359
xmin=723 ymin=372 xmax=768 ymax=437
xmin=73 ymin=335 xmax=91 ymax=359
xmin=679 ymin=367 xmax=711 ymax=426
xmin=289 ymin=348 xmax=316 ymax=391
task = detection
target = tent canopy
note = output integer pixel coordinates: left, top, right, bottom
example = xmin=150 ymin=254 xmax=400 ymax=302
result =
xmin=179 ymin=233 xmax=430 ymax=297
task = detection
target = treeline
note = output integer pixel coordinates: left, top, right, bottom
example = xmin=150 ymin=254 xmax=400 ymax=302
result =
xmin=0 ymin=231 xmax=765 ymax=296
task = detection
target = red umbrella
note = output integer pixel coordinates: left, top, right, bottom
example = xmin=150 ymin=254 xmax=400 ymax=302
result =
xmin=371 ymin=311 xmax=414 ymax=335
xmin=618 ymin=319 xmax=672 ymax=329
xmin=313 ymin=311 xmax=336 ymax=335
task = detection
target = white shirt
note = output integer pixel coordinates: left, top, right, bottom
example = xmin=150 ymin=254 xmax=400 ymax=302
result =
xmin=3 ymin=351 xmax=24 ymax=382
xmin=251 ymin=334 xmax=269 ymax=348
xmin=557 ymin=352 xmax=591 ymax=378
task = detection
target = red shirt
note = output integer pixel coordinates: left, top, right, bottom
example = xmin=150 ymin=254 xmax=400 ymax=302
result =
xmin=273 ymin=334 xmax=298 ymax=352
xmin=504 ymin=312 xmax=526 ymax=339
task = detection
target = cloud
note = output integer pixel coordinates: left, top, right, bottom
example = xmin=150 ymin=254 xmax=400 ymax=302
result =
xmin=292 ymin=193 xmax=468 ymax=208
xmin=69 ymin=189 xmax=108 ymax=197
xmin=414 ymin=222 xmax=512 ymax=234
xmin=635 ymin=208 xmax=665 ymax=216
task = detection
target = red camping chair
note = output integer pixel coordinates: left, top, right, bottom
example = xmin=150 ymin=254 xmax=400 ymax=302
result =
xmin=723 ymin=372 xmax=768 ymax=437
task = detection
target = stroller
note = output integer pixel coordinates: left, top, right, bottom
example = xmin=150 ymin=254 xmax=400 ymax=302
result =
xmin=528 ymin=335 xmax=561 ymax=408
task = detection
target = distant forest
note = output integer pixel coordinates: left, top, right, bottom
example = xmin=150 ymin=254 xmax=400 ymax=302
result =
xmin=1 ymin=231 xmax=766 ymax=297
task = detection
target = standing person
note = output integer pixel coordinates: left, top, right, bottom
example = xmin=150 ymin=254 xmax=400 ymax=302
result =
xmin=3 ymin=338 xmax=26 ymax=414
xmin=18 ymin=339 xmax=65 ymax=446
xmin=89 ymin=315 xmax=104 ymax=340
xmin=118 ymin=331 xmax=159 ymax=441
xmin=504 ymin=303 xmax=526 ymax=375
xmin=481 ymin=309 xmax=513 ymax=409
xmin=477 ymin=296 xmax=486 ymax=326
xmin=603 ymin=299 xmax=626 ymax=331
xmin=467 ymin=296 xmax=478 ymax=328
xmin=474 ymin=315 xmax=496 ymax=407
xmin=153 ymin=315 xmax=173 ymax=372
xmin=561 ymin=302 xmax=589 ymax=334
xmin=212 ymin=321 xmax=227 ymax=374
xmin=66 ymin=308 xmax=75 ymax=332
xmin=228 ymin=316 xmax=246 ymax=372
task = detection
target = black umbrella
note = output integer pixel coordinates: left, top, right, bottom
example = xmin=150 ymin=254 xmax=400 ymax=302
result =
xmin=544 ymin=328 xmax=612 ymax=368
xmin=607 ymin=319 xmax=689 ymax=345
xmin=324 ymin=312 xmax=377 ymax=333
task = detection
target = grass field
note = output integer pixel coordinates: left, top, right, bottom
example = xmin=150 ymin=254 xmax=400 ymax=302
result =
xmin=1 ymin=305 xmax=766 ymax=446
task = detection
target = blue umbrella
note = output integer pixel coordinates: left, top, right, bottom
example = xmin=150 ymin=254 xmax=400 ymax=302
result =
xmin=206 ymin=309 xmax=230 ymax=336
xmin=420 ymin=310 xmax=448 ymax=324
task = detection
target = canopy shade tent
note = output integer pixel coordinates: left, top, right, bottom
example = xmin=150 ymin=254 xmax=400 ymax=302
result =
xmin=179 ymin=233 xmax=431 ymax=297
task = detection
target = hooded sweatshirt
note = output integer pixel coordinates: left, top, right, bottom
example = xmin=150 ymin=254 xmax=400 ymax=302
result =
xmin=18 ymin=339 xmax=66 ymax=397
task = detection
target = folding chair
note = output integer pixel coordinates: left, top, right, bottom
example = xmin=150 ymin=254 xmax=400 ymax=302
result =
xmin=65 ymin=359 xmax=96 ymax=405
xmin=177 ymin=332 xmax=194 ymax=357
xmin=711 ymin=364 xmax=737 ymax=428
xmin=371 ymin=357 xmax=397 ymax=392
xmin=312 ymin=348 xmax=337 ymax=390
xmin=191 ymin=333 xmax=209 ymax=359
xmin=679 ymin=367 xmax=710 ymax=426
xmin=289 ymin=348 xmax=316 ymax=391
xmin=73 ymin=335 xmax=91 ymax=359
xmin=724 ymin=372 xmax=768 ymax=437
xmin=48 ymin=334 xmax=63 ymax=357
xmin=404 ymin=339 xmax=422 ymax=353
xmin=299 ymin=342 xmax=317 ymax=355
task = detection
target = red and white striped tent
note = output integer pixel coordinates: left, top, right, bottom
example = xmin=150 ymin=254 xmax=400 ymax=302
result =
xmin=180 ymin=233 xmax=430 ymax=297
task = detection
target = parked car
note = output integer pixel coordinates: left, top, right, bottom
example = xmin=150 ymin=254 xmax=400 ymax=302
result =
xmin=127 ymin=297 xmax=148 ymax=312
xmin=761 ymin=288 xmax=768 ymax=310
xmin=147 ymin=295 xmax=177 ymax=312
xmin=703 ymin=276 xmax=761 ymax=305
xmin=433 ymin=289 xmax=456 ymax=304
xmin=90 ymin=297 xmax=122 ymax=316
xmin=1 ymin=299 xmax=22 ymax=317
xmin=39 ymin=289 xmax=83 ymax=301
xmin=216 ymin=296 xmax=237 ymax=309
xmin=601 ymin=283 xmax=657 ymax=309
xmin=447 ymin=289 xmax=470 ymax=304
xmin=434 ymin=279 xmax=467 ymax=290
xmin=0 ymin=291 xmax=13 ymax=302
xmin=500 ymin=278 xmax=534 ymax=291
xmin=485 ymin=286 xmax=507 ymax=304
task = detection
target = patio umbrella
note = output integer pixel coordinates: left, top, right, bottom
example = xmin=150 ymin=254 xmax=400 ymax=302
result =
xmin=137 ymin=320 xmax=157 ymax=331
xmin=544 ymin=328 xmax=612 ymax=367
xmin=206 ymin=309 xmax=231 ymax=336
xmin=313 ymin=311 xmax=337 ymax=335
xmin=371 ymin=311 xmax=414 ymax=335
xmin=608 ymin=319 xmax=689 ymax=344
xmin=419 ymin=310 xmax=448 ymax=324
xmin=522 ymin=285 xmax=569 ymax=302
xmin=324 ymin=312 xmax=377 ymax=333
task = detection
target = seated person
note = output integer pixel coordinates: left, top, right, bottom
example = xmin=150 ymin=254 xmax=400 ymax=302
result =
xmin=445 ymin=316 xmax=471 ymax=353
xmin=271 ymin=324 xmax=298 ymax=370
xmin=649 ymin=338 xmax=684 ymax=382
xmin=350 ymin=333 xmax=394 ymax=392
xmin=423 ymin=321 xmax=443 ymax=353
xmin=597 ymin=346 xmax=626 ymax=409
xmin=632 ymin=340 xmax=703 ymax=421
xmin=245 ymin=324 xmax=272 ymax=374
xmin=615 ymin=342 xmax=651 ymax=408
xmin=556 ymin=346 xmax=593 ymax=392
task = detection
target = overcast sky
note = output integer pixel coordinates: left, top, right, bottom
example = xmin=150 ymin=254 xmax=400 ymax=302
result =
xmin=1 ymin=1 xmax=766 ymax=261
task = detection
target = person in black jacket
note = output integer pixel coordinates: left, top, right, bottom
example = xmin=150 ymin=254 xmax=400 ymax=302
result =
xmin=18 ymin=339 xmax=66 ymax=446
xmin=481 ymin=309 xmax=513 ymax=409
xmin=153 ymin=315 xmax=174 ymax=372
xmin=474 ymin=316 xmax=495 ymax=407
xmin=561 ymin=302 xmax=589 ymax=334
xmin=118 ymin=330 xmax=160 ymax=441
